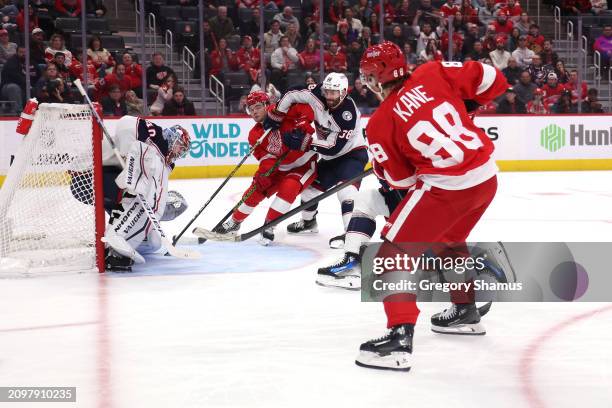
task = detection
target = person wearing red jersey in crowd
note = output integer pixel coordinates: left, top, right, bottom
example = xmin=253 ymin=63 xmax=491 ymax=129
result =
xmin=526 ymin=24 xmax=545 ymax=53
xmin=374 ymin=0 xmax=396 ymax=25
xmin=566 ymin=69 xmax=588 ymax=100
xmin=117 ymin=52 xmax=142 ymax=92
xmin=332 ymin=21 xmax=357 ymax=52
xmin=500 ymin=0 xmax=522 ymax=20
xmin=16 ymin=5 xmax=39 ymax=33
xmin=355 ymin=42 xmax=508 ymax=371
xmin=299 ymin=38 xmax=321 ymax=71
xmin=541 ymin=72 xmax=568 ymax=101
xmin=460 ymin=0 xmax=479 ymax=24
xmin=208 ymin=91 xmax=317 ymax=246
xmin=209 ymin=38 xmax=238 ymax=77
xmin=329 ymin=0 xmax=348 ymax=24
xmin=95 ymin=63 xmax=133 ymax=99
xmin=236 ymin=36 xmax=261 ymax=83
xmin=45 ymin=34 xmax=73 ymax=66
xmin=492 ymin=12 xmax=514 ymax=36
xmin=419 ymin=38 xmax=443 ymax=62
xmin=561 ymin=0 xmax=593 ymax=16
xmin=324 ymin=41 xmax=348 ymax=72
xmin=440 ymin=27 xmax=464 ymax=59
xmin=440 ymin=0 xmax=460 ymax=17
xmin=55 ymin=0 xmax=81 ymax=17
xmin=526 ymin=87 xmax=550 ymax=114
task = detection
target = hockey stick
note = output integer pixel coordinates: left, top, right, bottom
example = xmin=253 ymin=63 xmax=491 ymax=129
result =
xmin=195 ymin=168 xmax=374 ymax=242
xmin=172 ymin=129 xmax=271 ymax=245
xmin=74 ymin=79 xmax=200 ymax=260
xmin=193 ymin=151 xmax=289 ymax=243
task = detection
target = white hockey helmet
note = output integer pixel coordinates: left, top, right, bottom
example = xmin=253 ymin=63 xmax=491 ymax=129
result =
xmin=322 ymin=72 xmax=349 ymax=108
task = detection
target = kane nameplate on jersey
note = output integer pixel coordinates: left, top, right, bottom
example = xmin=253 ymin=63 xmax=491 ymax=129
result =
xmin=393 ymin=85 xmax=435 ymax=121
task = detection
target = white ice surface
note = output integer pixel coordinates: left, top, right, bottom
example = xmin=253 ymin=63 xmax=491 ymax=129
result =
xmin=1 ymin=171 xmax=612 ymax=408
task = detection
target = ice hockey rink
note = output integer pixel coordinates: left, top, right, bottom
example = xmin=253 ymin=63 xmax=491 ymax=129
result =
xmin=1 ymin=170 xmax=612 ymax=408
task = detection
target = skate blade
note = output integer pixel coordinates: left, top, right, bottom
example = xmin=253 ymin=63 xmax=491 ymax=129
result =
xmin=315 ymin=274 xmax=361 ymax=290
xmin=355 ymin=351 xmax=412 ymax=372
xmin=192 ymin=227 xmax=238 ymax=242
xmin=431 ymin=322 xmax=486 ymax=335
xmin=258 ymin=238 xmax=273 ymax=246
xmin=287 ymin=227 xmax=319 ymax=234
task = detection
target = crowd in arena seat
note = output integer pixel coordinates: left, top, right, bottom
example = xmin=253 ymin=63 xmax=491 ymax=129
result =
xmin=0 ymin=0 xmax=610 ymax=116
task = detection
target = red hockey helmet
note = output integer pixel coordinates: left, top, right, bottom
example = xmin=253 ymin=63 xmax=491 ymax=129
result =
xmin=246 ymin=90 xmax=270 ymax=108
xmin=359 ymin=42 xmax=408 ymax=95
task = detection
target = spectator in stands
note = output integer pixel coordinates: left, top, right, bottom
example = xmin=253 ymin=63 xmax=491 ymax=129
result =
xmin=359 ymin=26 xmax=377 ymax=49
xmin=513 ymin=69 xmax=537 ymax=101
xmin=581 ymin=88 xmax=604 ymax=113
xmin=496 ymin=87 xmax=526 ymax=113
xmin=506 ymin=27 xmax=521 ymax=52
xmin=86 ymin=0 xmax=107 ymax=17
xmin=593 ymin=25 xmax=612 ymax=69
xmin=329 ymin=0 xmax=349 ymax=24
xmin=101 ymin=84 xmax=128 ymax=116
xmin=514 ymin=12 xmax=532 ymax=36
xmin=367 ymin=12 xmax=380 ymax=35
xmin=34 ymin=62 xmax=61 ymax=99
xmin=69 ymin=48 xmax=97 ymax=91
xmin=554 ymin=60 xmax=570 ymax=83
xmin=306 ymin=21 xmax=331 ymax=48
xmin=263 ymin=20 xmax=283 ymax=55
xmin=96 ymin=63 xmax=132 ymax=99
xmin=41 ymin=78 xmax=72 ymax=103
xmin=462 ymin=23 xmax=480 ymax=54
xmin=511 ymin=35 xmax=534 ymax=68
xmin=414 ymin=0 xmax=437 ymax=27
xmin=163 ymin=87 xmax=196 ymax=116
xmin=346 ymin=40 xmax=363 ymax=76
xmin=375 ymin=0 xmax=397 ymax=25
xmin=271 ymin=35 xmax=298 ymax=91
xmin=419 ymin=38 xmax=443 ymax=62
xmin=236 ymin=35 xmax=261 ymax=83
xmin=324 ymin=40 xmax=347 ymax=72
xmin=469 ymin=41 xmax=488 ymax=61
xmin=333 ymin=21 xmax=357 ymax=51
xmin=285 ymin=22 xmax=302 ymax=50
xmin=526 ymin=24 xmax=545 ymax=54
xmin=209 ymin=6 xmax=235 ymax=42
xmin=566 ymin=69 xmax=588 ymax=100
xmin=540 ymin=40 xmax=559 ymax=67
xmin=209 ymin=37 xmax=237 ymax=78
xmin=527 ymin=54 xmax=551 ymax=86
xmin=302 ymin=0 xmax=320 ymax=30
xmin=350 ymin=77 xmax=378 ymax=112
xmin=353 ymin=0 xmax=373 ymax=23
xmin=439 ymin=25 xmax=464 ymax=60
xmin=45 ymin=34 xmax=73 ymax=66
xmin=87 ymin=36 xmax=115 ymax=75
xmin=0 ymin=46 xmax=39 ymax=109
xmin=526 ymin=88 xmax=550 ymax=114
xmin=490 ymin=37 xmax=511 ymax=70
xmin=388 ymin=24 xmax=406 ymax=49
xmin=404 ymin=42 xmax=418 ymax=65
xmin=149 ymin=75 xmax=176 ymax=115
xmin=482 ymin=26 xmax=500 ymax=54
xmin=551 ymin=89 xmax=577 ymax=113
xmin=237 ymin=0 xmax=258 ymax=8
xmin=502 ymin=57 xmax=522 ymax=85
xmin=30 ymin=28 xmax=47 ymax=65
xmin=274 ymin=6 xmax=299 ymax=32
xmin=542 ymin=72 xmax=567 ymax=100
xmin=146 ymin=52 xmax=175 ymax=91
xmin=305 ymin=73 xmax=316 ymax=87
xmin=299 ymin=38 xmax=320 ymax=71
xmin=561 ymin=0 xmax=593 ymax=16
xmin=55 ymin=0 xmax=81 ymax=17
xmin=449 ymin=11 xmax=469 ymax=35
xmin=120 ymin=52 xmax=142 ymax=92
xmin=52 ymin=52 xmax=73 ymax=87
xmin=492 ymin=12 xmax=514 ymax=36
xmin=478 ymin=0 xmax=499 ymax=27
xmin=202 ymin=20 xmax=218 ymax=52
xmin=0 ymin=28 xmax=16 ymax=64
xmin=124 ymin=90 xmax=144 ymax=115
xmin=460 ymin=0 xmax=479 ymax=25
xmin=17 ymin=5 xmax=39 ymax=33
xmin=500 ymin=0 xmax=522 ymax=20
xmin=250 ymin=75 xmax=281 ymax=102
xmin=440 ymin=0 xmax=460 ymax=17
xmin=342 ymin=7 xmax=363 ymax=36
xmin=413 ymin=21 xmax=439 ymax=55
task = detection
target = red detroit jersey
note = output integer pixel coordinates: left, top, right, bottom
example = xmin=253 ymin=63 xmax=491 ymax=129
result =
xmin=366 ymin=61 xmax=508 ymax=190
xmin=248 ymin=103 xmax=316 ymax=172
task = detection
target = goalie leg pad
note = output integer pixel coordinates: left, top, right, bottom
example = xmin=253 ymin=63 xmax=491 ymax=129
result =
xmin=102 ymin=230 xmax=145 ymax=264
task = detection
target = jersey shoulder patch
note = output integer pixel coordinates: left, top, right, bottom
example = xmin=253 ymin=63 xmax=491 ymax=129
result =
xmin=331 ymin=97 xmax=359 ymax=131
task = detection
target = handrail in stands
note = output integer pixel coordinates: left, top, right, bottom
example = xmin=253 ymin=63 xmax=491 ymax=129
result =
xmin=581 ymin=35 xmax=588 ymax=77
xmin=554 ymin=6 xmax=561 ymax=42
xmin=593 ymin=50 xmax=601 ymax=89
xmin=165 ymin=30 xmax=174 ymax=68
xmin=567 ymin=20 xmax=574 ymax=61
xmin=209 ymin=75 xmax=225 ymax=116
xmin=181 ymin=46 xmax=196 ymax=103
xmin=147 ymin=13 xmax=157 ymax=51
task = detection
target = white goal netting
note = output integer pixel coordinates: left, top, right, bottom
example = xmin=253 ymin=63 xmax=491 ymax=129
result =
xmin=0 ymin=103 xmax=104 ymax=276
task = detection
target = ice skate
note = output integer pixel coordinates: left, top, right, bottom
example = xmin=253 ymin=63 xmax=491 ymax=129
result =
xmin=316 ymin=252 xmax=361 ymax=290
xmin=431 ymin=303 xmax=486 ymax=335
xmin=355 ymin=324 xmax=414 ymax=371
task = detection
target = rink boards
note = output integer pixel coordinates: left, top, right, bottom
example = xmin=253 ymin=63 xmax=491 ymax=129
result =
xmin=1 ymin=113 xmax=612 ymax=185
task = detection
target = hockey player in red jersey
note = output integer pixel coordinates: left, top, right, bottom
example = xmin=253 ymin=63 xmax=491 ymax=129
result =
xmin=211 ymin=91 xmax=317 ymax=245
xmin=355 ymin=42 xmax=508 ymax=371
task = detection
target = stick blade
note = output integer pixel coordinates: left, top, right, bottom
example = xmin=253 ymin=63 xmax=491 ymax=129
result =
xmin=192 ymin=227 xmax=239 ymax=242
xmin=160 ymin=237 xmax=202 ymax=259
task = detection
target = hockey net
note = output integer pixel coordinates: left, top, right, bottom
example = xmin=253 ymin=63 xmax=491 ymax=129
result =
xmin=0 ymin=103 xmax=105 ymax=276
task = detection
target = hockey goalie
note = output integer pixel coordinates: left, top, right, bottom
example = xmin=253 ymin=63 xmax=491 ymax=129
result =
xmin=194 ymin=91 xmax=317 ymax=245
xmin=101 ymin=116 xmax=191 ymax=271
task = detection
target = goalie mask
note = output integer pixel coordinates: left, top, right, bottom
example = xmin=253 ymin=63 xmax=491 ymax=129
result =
xmin=322 ymin=73 xmax=349 ymax=110
xmin=163 ymin=125 xmax=191 ymax=165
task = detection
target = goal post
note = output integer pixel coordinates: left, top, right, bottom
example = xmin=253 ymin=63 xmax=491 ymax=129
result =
xmin=0 ymin=103 xmax=106 ymax=276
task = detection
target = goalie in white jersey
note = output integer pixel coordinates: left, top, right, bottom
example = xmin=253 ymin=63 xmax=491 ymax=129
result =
xmin=101 ymin=116 xmax=191 ymax=272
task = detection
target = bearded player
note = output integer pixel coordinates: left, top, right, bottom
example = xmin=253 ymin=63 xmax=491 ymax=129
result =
xmin=195 ymin=91 xmax=317 ymax=245
xmin=354 ymin=42 xmax=508 ymax=371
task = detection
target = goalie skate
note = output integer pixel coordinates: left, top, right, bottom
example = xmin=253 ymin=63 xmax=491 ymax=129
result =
xmin=316 ymin=252 xmax=361 ymax=290
xmin=431 ymin=303 xmax=486 ymax=335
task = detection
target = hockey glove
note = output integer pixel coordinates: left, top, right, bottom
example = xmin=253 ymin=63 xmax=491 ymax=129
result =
xmin=282 ymin=129 xmax=312 ymax=152
xmin=263 ymin=109 xmax=285 ymax=130
xmin=254 ymin=171 xmax=273 ymax=193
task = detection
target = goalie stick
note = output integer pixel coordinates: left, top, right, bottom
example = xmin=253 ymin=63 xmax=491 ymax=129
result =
xmin=194 ymin=168 xmax=374 ymax=242
xmin=172 ymin=129 xmax=271 ymax=245
xmin=74 ymin=79 xmax=200 ymax=260
xmin=193 ymin=150 xmax=289 ymax=243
